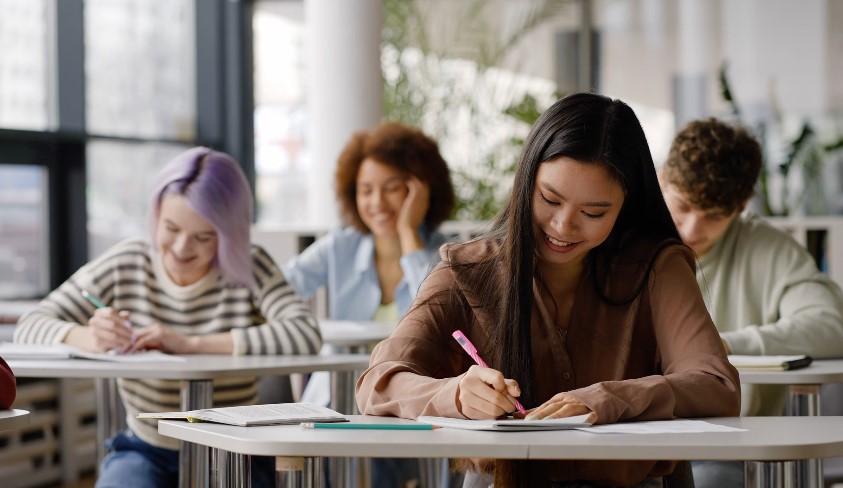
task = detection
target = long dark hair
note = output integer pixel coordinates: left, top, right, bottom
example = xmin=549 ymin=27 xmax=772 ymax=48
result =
xmin=489 ymin=93 xmax=680 ymax=486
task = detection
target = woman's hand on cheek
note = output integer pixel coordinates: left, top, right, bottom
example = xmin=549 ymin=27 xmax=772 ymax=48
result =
xmin=397 ymin=177 xmax=430 ymax=235
xmin=525 ymin=392 xmax=597 ymax=424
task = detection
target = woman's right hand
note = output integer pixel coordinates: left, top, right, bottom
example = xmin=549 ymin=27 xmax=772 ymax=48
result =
xmin=457 ymin=365 xmax=523 ymax=419
xmin=84 ymin=308 xmax=134 ymax=353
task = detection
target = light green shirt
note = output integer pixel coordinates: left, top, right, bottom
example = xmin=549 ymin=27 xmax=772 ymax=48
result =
xmin=372 ymin=302 xmax=399 ymax=324
xmin=697 ymin=213 xmax=843 ymax=415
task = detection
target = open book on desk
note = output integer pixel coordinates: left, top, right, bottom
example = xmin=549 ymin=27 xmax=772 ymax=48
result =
xmin=138 ymin=403 xmax=349 ymax=427
xmin=0 ymin=342 xmax=185 ymax=363
xmin=417 ymin=414 xmax=593 ymax=431
xmin=728 ymin=354 xmax=812 ymax=371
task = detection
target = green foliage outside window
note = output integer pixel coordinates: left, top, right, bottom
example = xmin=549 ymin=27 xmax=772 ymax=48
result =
xmin=382 ymin=0 xmax=571 ymax=220
xmin=719 ymin=62 xmax=843 ymax=216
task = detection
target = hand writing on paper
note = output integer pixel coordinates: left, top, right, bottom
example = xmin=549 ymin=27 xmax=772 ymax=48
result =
xmin=87 ymin=308 xmax=135 ymax=353
xmin=457 ymin=365 xmax=524 ymax=419
xmin=525 ymin=392 xmax=597 ymax=423
xmin=128 ymin=323 xmax=194 ymax=354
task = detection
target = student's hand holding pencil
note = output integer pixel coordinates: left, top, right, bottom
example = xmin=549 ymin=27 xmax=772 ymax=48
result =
xmin=457 ymin=364 xmax=525 ymax=419
xmin=79 ymin=289 xmax=135 ymax=353
xmin=87 ymin=308 xmax=136 ymax=353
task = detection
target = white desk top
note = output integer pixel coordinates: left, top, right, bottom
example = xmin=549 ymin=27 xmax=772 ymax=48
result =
xmin=318 ymin=320 xmax=394 ymax=347
xmin=159 ymin=415 xmax=843 ymax=461
xmin=737 ymin=359 xmax=843 ymax=384
xmin=7 ymin=353 xmax=370 ymax=380
xmin=0 ymin=409 xmax=30 ymax=431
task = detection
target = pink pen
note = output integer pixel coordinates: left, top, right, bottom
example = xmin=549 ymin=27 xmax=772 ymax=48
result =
xmin=452 ymin=330 xmax=527 ymax=415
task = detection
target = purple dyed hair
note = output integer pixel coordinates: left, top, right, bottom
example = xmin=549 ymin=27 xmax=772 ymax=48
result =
xmin=147 ymin=147 xmax=254 ymax=286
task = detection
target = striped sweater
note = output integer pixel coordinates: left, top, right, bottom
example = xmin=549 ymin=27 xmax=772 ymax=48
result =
xmin=14 ymin=239 xmax=321 ymax=449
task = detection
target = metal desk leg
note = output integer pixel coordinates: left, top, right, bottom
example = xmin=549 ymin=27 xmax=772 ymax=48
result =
xmin=789 ymin=384 xmax=821 ymax=416
xmin=94 ymin=378 xmax=127 ymax=471
xmin=277 ymin=457 xmax=324 ymax=488
xmin=330 ymin=370 xmax=359 ymax=488
xmin=59 ymin=378 xmax=79 ymax=484
xmin=180 ymin=379 xmax=214 ymax=488
xmin=211 ymin=448 xmax=252 ymax=488
xmin=745 ymin=460 xmax=797 ymax=488
xmin=789 ymin=384 xmax=823 ymax=488
xmin=419 ymin=458 xmax=447 ymax=488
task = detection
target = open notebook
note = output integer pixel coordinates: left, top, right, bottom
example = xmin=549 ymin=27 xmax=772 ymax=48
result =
xmin=0 ymin=342 xmax=185 ymax=363
xmin=139 ymin=403 xmax=349 ymax=427
xmin=417 ymin=414 xmax=593 ymax=431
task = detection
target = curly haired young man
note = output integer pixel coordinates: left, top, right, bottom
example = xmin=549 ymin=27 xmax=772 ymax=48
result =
xmin=660 ymin=118 xmax=843 ymax=488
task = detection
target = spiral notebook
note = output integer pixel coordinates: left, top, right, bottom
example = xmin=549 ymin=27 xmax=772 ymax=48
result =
xmin=416 ymin=414 xmax=593 ymax=431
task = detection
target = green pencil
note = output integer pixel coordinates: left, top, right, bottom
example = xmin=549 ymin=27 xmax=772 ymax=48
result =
xmin=300 ymin=422 xmax=438 ymax=430
xmin=81 ymin=289 xmax=107 ymax=308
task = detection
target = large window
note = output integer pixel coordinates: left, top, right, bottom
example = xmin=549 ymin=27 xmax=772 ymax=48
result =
xmin=84 ymin=0 xmax=196 ymax=140
xmin=83 ymin=0 xmax=199 ymax=258
xmin=0 ymin=0 xmax=52 ymax=130
xmin=252 ymin=0 xmax=308 ymax=225
xmin=0 ymin=165 xmax=49 ymax=299
xmin=86 ymin=141 xmax=192 ymax=258
xmin=0 ymin=0 xmax=234 ymax=296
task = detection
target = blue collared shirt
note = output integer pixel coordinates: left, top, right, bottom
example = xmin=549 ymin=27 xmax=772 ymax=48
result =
xmin=282 ymin=226 xmax=448 ymax=320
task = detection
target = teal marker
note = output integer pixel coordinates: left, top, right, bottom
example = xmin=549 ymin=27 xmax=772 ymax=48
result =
xmin=300 ymin=422 xmax=438 ymax=430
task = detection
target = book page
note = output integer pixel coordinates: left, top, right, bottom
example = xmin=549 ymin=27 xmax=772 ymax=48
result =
xmin=199 ymin=403 xmax=346 ymax=422
xmin=0 ymin=343 xmax=74 ymax=359
xmin=139 ymin=403 xmax=348 ymax=426
xmin=74 ymin=349 xmax=187 ymax=363
xmin=0 ymin=342 xmax=185 ymax=363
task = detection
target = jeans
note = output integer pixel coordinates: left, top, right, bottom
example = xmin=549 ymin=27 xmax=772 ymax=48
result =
xmin=691 ymin=460 xmax=743 ymax=488
xmin=371 ymin=457 xmax=421 ymax=488
xmin=462 ymin=471 xmax=664 ymax=488
xmin=96 ymin=430 xmax=275 ymax=488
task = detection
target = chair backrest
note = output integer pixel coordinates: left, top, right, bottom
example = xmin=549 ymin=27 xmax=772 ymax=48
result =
xmin=664 ymin=461 xmax=695 ymax=488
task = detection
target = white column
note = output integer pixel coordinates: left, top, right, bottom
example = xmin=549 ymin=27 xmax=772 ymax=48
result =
xmin=672 ymin=0 xmax=717 ymax=129
xmin=305 ymin=0 xmax=383 ymax=227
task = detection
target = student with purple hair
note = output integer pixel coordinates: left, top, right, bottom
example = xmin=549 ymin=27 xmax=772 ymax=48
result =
xmin=14 ymin=147 xmax=321 ymax=488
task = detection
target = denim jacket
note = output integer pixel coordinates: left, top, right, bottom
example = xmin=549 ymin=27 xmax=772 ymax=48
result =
xmin=282 ymin=226 xmax=448 ymax=320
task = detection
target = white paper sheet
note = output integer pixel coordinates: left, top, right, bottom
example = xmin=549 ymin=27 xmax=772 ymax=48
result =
xmin=575 ymin=419 xmax=747 ymax=434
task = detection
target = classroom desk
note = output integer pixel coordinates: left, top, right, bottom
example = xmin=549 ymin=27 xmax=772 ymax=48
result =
xmin=8 ymin=353 xmax=370 ymax=488
xmin=159 ymin=415 xmax=843 ymax=488
xmin=316 ymin=320 xmax=395 ymax=487
xmin=317 ymin=320 xmax=391 ymax=414
xmin=0 ymin=408 xmax=30 ymax=431
xmin=737 ymin=358 xmax=843 ymax=487
xmin=319 ymin=319 xmax=393 ymax=353
xmin=737 ymin=359 xmax=843 ymax=415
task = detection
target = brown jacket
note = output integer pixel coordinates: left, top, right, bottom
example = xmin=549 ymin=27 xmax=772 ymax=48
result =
xmin=356 ymin=238 xmax=740 ymax=486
